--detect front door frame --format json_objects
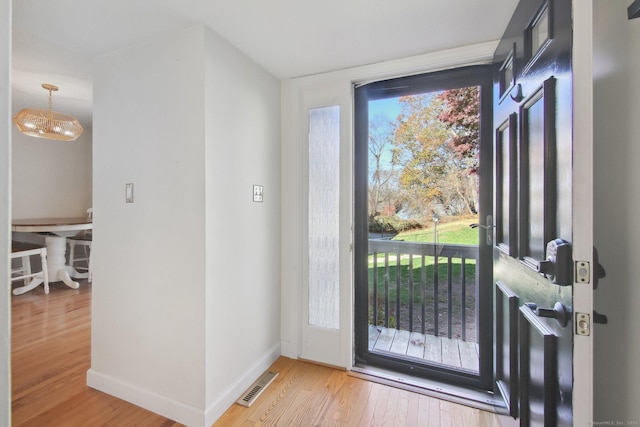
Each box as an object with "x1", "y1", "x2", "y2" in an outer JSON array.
[
  {"x1": 571, "y1": 0, "x2": 595, "y2": 423},
  {"x1": 280, "y1": 42, "x2": 499, "y2": 367},
  {"x1": 281, "y1": 4, "x2": 594, "y2": 413}
]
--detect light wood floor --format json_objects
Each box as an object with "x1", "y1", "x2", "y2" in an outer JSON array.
[
  {"x1": 12, "y1": 281, "x2": 511, "y2": 426},
  {"x1": 11, "y1": 280, "x2": 180, "y2": 426},
  {"x1": 214, "y1": 357, "x2": 511, "y2": 427}
]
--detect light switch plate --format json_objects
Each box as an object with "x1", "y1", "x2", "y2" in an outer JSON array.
[
  {"x1": 125, "y1": 183, "x2": 134, "y2": 203},
  {"x1": 253, "y1": 185, "x2": 263, "y2": 202}
]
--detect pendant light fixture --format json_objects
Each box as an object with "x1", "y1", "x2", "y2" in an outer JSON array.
[{"x1": 13, "y1": 83, "x2": 84, "y2": 141}]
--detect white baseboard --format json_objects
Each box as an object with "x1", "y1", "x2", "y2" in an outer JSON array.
[
  {"x1": 86, "y1": 343, "x2": 281, "y2": 427},
  {"x1": 204, "y1": 343, "x2": 281, "y2": 426},
  {"x1": 86, "y1": 368, "x2": 204, "y2": 426}
]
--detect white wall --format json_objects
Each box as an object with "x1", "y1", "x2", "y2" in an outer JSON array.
[
  {"x1": 203, "y1": 27, "x2": 281, "y2": 423},
  {"x1": 88, "y1": 24, "x2": 281, "y2": 426},
  {"x1": 11, "y1": 28, "x2": 93, "y2": 220},
  {"x1": 593, "y1": 1, "x2": 640, "y2": 424},
  {"x1": 0, "y1": 0, "x2": 11, "y2": 424},
  {"x1": 89, "y1": 26, "x2": 207, "y2": 423},
  {"x1": 11, "y1": 128, "x2": 92, "y2": 218}
]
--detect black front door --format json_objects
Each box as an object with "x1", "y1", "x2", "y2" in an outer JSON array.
[{"x1": 492, "y1": 0, "x2": 575, "y2": 425}]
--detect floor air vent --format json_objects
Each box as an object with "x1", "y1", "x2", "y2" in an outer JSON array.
[{"x1": 235, "y1": 370, "x2": 279, "y2": 407}]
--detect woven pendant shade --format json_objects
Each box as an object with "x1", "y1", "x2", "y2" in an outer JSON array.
[{"x1": 13, "y1": 84, "x2": 83, "y2": 141}]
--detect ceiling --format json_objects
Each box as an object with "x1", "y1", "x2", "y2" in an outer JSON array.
[{"x1": 11, "y1": 0, "x2": 519, "y2": 127}]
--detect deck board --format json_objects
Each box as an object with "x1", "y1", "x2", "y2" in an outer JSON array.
[
  {"x1": 441, "y1": 337, "x2": 461, "y2": 368},
  {"x1": 373, "y1": 327, "x2": 395, "y2": 352},
  {"x1": 459, "y1": 340, "x2": 480, "y2": 371},
  {"x1": 369, "y1": 326, "x2": 479, "y2": 372},
  {"x1": 369, "y1": 325, "x2": 381, "y2": 350},
  {"x1": 423, "y1": 333, "x2": 442, "y2": 364},
  {"x1": 407, "y1": 332, "x2": 425, "y2": 359},
  {"x1": 389, "y1": 329, "x2": 411, "y2": 354}
]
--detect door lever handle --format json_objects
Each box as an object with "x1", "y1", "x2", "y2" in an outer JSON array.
[
  {"x1": 469, "y1": 215, "x2": 494, "y2": 246},
  {"x1": 524, "y1": 302, "x2": 570, "y2": 327}
]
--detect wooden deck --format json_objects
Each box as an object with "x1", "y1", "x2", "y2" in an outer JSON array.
[{"x1": 369, "y1": 325, "x2": 480, "y2": 372}]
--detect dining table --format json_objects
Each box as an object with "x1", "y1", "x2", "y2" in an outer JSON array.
[{"x1": 12, "y1": 217, "x2": 92, "y2": 294}]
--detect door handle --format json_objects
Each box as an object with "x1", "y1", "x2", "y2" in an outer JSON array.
[
  {"x1": 469, "y1": 215, "x2": 494, "y2": 246},
  {"x1": 524, "y1": 302, "x2": 570, "y2": 327},
  {"x1": 534, "y1": 238, "x2": 572, "y2": 286}
]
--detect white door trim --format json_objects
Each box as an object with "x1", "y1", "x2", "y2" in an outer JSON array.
[
  {"x1": 571, "y1": 0, "x2": 594, "y2": 424},
  {"x1": 280, "y1": 42, "x2": 497, "y2": 368}
]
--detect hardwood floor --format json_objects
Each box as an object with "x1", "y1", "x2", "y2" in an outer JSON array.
[
  {"x1": 214, "y1": 357, "x2": 511, "y2": 427},
  {"x1": 11, "y1": 280, "x2": 180, "y2": 426},
  {"x1": 12, "y1": 281, "x2": 512, "y2": 426}
]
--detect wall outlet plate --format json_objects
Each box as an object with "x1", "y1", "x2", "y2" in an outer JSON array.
[{"x1": 253, "y1": 185, "x2": 263, "y2": 202}]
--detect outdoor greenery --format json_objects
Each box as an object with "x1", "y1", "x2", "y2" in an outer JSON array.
[
  {"x1": 366, "y1": 85, "x2": 481, "y2": 339},
  {"x1": 368, "y1": 87, "x2": 480, "y2": 230},
  {"x1": 393, "y1": 215, "x2": 479, "y2": 245},
  {"x1": 367, "y1": 217, "x2": 479, "y2": 339}
]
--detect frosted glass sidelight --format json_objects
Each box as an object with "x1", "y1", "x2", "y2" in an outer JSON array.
[{"x1": 308, "y1": 106, "x2": 340, "y2": 329}]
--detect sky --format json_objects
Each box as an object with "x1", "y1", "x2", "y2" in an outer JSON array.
[{"x1": 369, "y1": 97, "x2": 401, "y2": 123}]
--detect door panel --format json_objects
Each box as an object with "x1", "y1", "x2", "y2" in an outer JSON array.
[
  {"x1": 519, "y1": 77, "x2": 557, "y2": 268},
  {"x1": 495, "y1": 281, "x2": 520, "y2": 418},
  {"x1": 495, "y1": 114, "x2": 518, "y2": 257},
  {"x1": 493, "y1": 0, "x2": 576, "y2": 425},
  {"x1": 519, "y1": 305, "x2": 559, "y2": 427}
]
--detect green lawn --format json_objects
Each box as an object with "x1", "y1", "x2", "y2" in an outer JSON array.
[{"x1": 393, "y1": 216, "x2": 479, "y2": 245}]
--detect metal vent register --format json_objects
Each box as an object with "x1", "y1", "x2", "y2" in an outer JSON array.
[{"x1": 235, "y1": 370, "x2": 279, "y2": 407}]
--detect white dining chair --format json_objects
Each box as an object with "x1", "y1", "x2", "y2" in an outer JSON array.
[
  {"x1": 68, "y1": 236, "x2": 92, "y2": 282},
  {"x1": 11, "y1": 240, "x2": 49, "y2": 294},
  {"x1": 68, "y1": 208, "x2": 92, "y2": 283}
]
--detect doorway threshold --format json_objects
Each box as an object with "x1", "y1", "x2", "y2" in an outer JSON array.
[{"x1": 349, "y1": 365, "x2": 509, "y2": 416}]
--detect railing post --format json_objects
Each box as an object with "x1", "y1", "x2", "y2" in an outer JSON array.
[
  {"x1": 421, "y1": 255, "x2": 426, "y2": 335},
  {"x1": 384, "y1": 252, "x2": 389, "y2": 328},
  {"x1": 395, "y1": 252, "x2": 401, "y2": 330},
  {"x1": 409, "y1": 254, "x2": 414, "y2": 332},
  {"x1": 447, "y1": 257, "x2": 453, "y2": 339},
  {"x1": 461, "y1": 257, "x2": 466, "y2": 341},
  {"x1": 433, "y1": 252, "x2": 439, "y2": 336},
  {"x1": 373, "y1": 250, "x2": 378, "y2": 327}
]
